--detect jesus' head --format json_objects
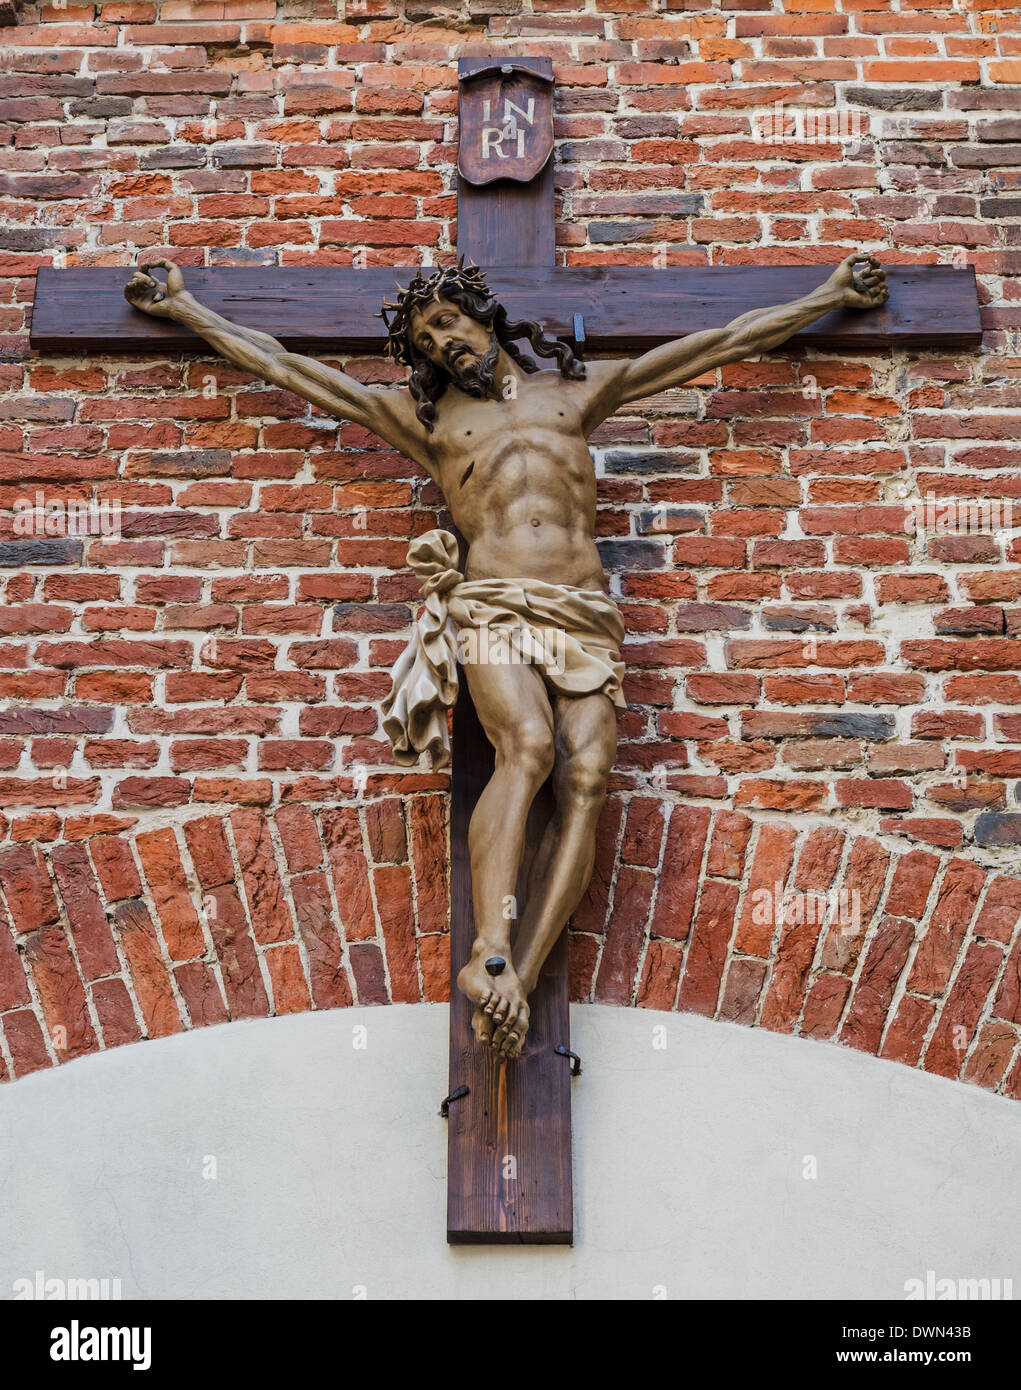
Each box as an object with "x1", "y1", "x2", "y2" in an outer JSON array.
[{"x1": 380, "y1": 261, "x2": 585, "y2": 430}]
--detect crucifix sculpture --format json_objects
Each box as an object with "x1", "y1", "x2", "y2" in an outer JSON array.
[
  {"x1": 123, "y1": 249, "x2": 890, "y2": 1058},
  {"x1": 31, "y1": 55, "x2": 980, "y2": 1244}
]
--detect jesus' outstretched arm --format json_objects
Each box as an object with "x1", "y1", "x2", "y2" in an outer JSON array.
[
  {"x1": 124, "y1": 259, "x2": 433, "y2": 471},
  {"x1": 580, "y1": 251, "x2": 889, "y2": 431}
]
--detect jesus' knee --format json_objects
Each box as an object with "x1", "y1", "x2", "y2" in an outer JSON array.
[
  {"x1": 556, "y1": 747, "x2": 612, "y2": 810},
  {"x1": 494, "y1": 720, "x2": 555, "y2": 788}
]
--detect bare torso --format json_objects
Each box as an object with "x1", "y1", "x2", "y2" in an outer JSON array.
[{"x1": 426, "y1": 368, "x2": 606, "y2": 591}]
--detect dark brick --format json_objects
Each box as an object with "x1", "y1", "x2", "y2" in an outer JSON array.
[
  {"x1": 68, "y1": 98, "x2": 134, "y2": 119},
  {"x1": 0, "y1": 540, "x2": 83, "y2": 568},
  {"x1": 0, "y1": 174, "x2": 100, "y2": 199},
  {"x1": 981, "y1": 199, "x2": 1021, "y2": 219},
  {"x1": 615, "y1": 117, "x2": 680, "y2": 138},
  {"x1": 591, "y1": 223, "x2": 647, "y2": 244},
  {"x1": 213, "y1": 144, "x2": 279, "y2": 168},
  {"x1": 673, "y1": 602, "x2": 750, "y2": 631},
  {"x1": 636, "y1": 507, "x2": 703, "y2": 535},
  {"x1": 0, "y1": 707, "x2": 113, "y2": 736},
  {"x1": 809, "y1": 713, "x2": 896, "y2": 740},
  {"x1": 332, "y1": 603, "x2": 409, "y2": 631},
  {"x1": 603, "y1": 450, "x2": 699, "y2": 474},
  {"x1": 209, "y1": 247, "x2": 277, "y2": 266},
  {"x1": 949, "y1": 90, "x2": 1021, "y2": 112},
  {"x1": 954, "y1": 145, "x2": 1021, "y2": 168},
  {"x1": 348, "y1": 940, "x2": 389, "y2": 1005},
  {"x1": 979, "y1": 120, "x2": 1021, "y2": 142},
  {"x1": 974, "y1": 813, "x2": 1021, "y2": 848},
  {"x1": 844, "y1": 87, "x2": 943, "y2": 112},
  {"x1": 140, "y1": 148, "x2": 208, "y2": 170},
  {"x1": 0, "y1": 229, "x2": 86, "y2": 251},
  {"x1": 142, "y1": 450, "x2": 232, "y2": 478},
  {"x1": 764, "y1": 610, "x2": 833, "y2": 633},
  {"x1": 50, "y1": 843, "x2": 119, "y2": 982},
  {"x1": 596, "y1": 539, "x2": 667, "y2": 570}
]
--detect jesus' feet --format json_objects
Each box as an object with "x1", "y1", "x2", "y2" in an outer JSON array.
[
  {"x1": 492, "y1": 1000, "x2": 530, "y2": 1059},
  {"x1": 458, "y1": 945, "x2": 531, "y2": 1058},
  {"x1": 470, "y1": 1000, "x2": 530, "y2": 1058}
]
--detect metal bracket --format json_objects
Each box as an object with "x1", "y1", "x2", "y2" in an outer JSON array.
[
  {"x1": 572, "y1": 312, "x2": 586, "y2": 355},
  {"x1": 439, "y1": 1084, "x2": 469, "y2": 1118},
  {"x1": 554, "y1": 1044, "x2": 582, "y2": 1077}
]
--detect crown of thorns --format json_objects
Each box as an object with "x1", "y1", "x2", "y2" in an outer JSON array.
[{"x1": 379, "y1": 259, "x2": 495, "y2": 367}]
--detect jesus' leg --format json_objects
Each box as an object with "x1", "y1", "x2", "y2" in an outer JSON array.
[
  {"x1": 456, "y1": 657, "x2": 556, "y2": 1052},
  {"x1": 491, "y1": 689, "x2": 617, "y2": 1058}
]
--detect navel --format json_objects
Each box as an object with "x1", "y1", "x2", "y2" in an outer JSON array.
[{"x1": 459, "y1": 461, "x2": 475, "y2": 488}]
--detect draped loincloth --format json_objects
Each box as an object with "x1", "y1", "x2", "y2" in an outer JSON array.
[{"x1": 382, "y1": 528, "x2": 626, "y2": 770}]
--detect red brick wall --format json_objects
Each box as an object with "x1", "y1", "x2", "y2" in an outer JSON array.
[{"x1": 2, "y1": 0, "x2": 1021, "y2": 1098}]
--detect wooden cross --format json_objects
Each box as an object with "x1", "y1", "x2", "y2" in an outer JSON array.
[{"x1": 30, "y1": 55, "x2": 981, "y2": 1246}]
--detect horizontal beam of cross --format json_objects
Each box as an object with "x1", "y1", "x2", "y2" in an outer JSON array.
[{"x1": 29, "y1": 264, "x2": 981, "y2": 356}]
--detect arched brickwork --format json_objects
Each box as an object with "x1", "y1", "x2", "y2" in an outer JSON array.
[{"x1": 1, "y1": 794, "x2": 1019, "y2": 1099}]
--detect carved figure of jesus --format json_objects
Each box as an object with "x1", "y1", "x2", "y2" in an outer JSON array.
[{"x1": 126, "y1": 253, "x2": 887, "y2": 1061}]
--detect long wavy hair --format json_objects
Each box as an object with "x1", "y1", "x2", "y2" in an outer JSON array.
[{"x1": 380, "y1": 262, "x2": 586, "y2": 431}]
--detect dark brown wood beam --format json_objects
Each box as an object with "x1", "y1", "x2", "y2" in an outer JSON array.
[
  {"x1": 446, "y1": 691, "x2": 572, "y2": 1244},
  {"x1": 29, "y1": 264, "x2": 982, "y2": 356},
  {"x1": 445, "y1": 52, "x2": 574, "y2": 1245}
]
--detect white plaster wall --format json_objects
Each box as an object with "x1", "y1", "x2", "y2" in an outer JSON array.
[{"x1": 0, "y1": 1004, "x2": 1017, "y2": 1300}]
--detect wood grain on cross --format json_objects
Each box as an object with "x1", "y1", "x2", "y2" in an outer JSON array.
[{"x1": 28, "y1": 54, "x2": 982, "y2": 1245}]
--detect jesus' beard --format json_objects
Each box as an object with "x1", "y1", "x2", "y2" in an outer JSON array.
[{"x1": 445, "y1": 337, "x2": 501, "y2": 398}]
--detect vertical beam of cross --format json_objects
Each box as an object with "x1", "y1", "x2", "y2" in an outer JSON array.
[{"x1": 445, "y1": 56, "x2": 574, "y2": 1244}]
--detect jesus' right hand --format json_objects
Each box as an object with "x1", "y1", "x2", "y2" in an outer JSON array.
[{"x1": 124, "y1": 258, "x2": 188, "y2": 318}]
